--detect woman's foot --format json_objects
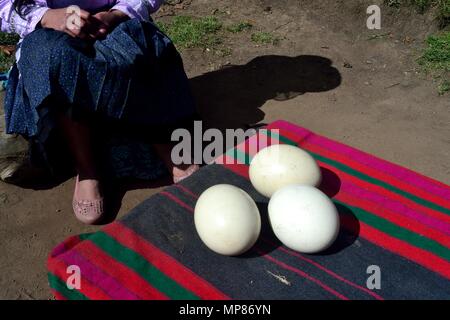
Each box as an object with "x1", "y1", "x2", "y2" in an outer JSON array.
[
  {"x1": 73, "y1": 175, "x2": 105, "y2": 225},
  {"x1": 173, "y1": 164, "x2": 200, "y2": 184},
  {"x1": 152, "y1": 143, "x2": 201, "y2": 184}
]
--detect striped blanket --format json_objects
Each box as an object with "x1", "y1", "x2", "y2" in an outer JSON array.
[{"x1": 47, "y1": 120, "x2": 450, "y2": 300}]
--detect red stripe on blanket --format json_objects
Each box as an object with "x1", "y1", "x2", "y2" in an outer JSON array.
[
  {"x1": 103, "y1": 223, "x2": 230, "y2": 300},
  {"x1": 234, "y1": 129, "x2": 450, "y2": 222},
  {"x1": 336, "y1": 188, "x2": 450, "y2": 247},
  {"x1": 270, "y1": 120, "x2": 450, "y2": 200},
  {"x1": 75, "y1": 242, "x2": 168, "y2": 300},
  {"x1": 272, "y1": 243, "x2": 384, "y2": 300},
  {"x1": 253, "y1": 248, "x2": 349, "y2": 300},
  {"x1": 160, "y1": 191, "x2": 195, "y2": 213},
  {"x1": 271, "y1": 126, "x2": 450, "y2": 209},
  {"x1": 48, "y1": 257, "x2": 111, "y2": 300},
  {"x1": 53, "y1": 291, "x2": 67, "y2": 300},
  {"x1": 300, "y1": 141, "x2": 450, "y2": 222},
  {"x1": 358, "y1": 223, "x2": 450, "y2": 279},
  {"x1": 60, "y1": 249, "x2": 140, "y2": 299},
  {"x1": 234, "y1": 136, "x2": 450, "y2": 232}
]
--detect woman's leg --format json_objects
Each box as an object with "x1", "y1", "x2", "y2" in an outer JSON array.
[
  {"x1": 147, "y1": 118, "x2": 200, "y2": 182},
  {"x1": 112, "y1": 118, "x2": 200, "y2": 183},
  {"x1": 57, "y1": 113, "x2": 102, "y2": 201}
]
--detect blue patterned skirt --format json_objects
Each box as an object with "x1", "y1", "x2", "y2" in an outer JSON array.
[{"x1": 3, "y1": 19, "x2": 195, "y2": 178}]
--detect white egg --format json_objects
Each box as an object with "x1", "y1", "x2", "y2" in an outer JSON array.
[
  {"x1": 249, "y1": 144, "x2": 322, "y2": 198},
  {"x1": 194, "y1": 184, "x2": 261, "y2": 256},
  {"x1": 268, "y1": 185, "x2": 339, "y2": 254}
]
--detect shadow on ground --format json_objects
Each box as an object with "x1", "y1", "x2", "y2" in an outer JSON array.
[{"x1": 191, "y1": 55, "x2": 341, "y2": 130}]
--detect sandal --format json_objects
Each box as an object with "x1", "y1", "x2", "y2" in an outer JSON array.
[{"x1": 72, "y1": 175, "x2": 105, "y2": 225}]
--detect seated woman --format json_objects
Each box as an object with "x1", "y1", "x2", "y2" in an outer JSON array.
[{"x1": 1, "y1": 0, "x2": 200, "y2": 224}]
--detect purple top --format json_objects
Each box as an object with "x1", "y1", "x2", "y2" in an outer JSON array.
[{"x1": 0, "y1": 0, "x2": 164, "y2": 38}]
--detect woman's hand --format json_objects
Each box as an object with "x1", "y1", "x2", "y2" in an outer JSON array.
[
  {"x1": 40, "y1": 8, "x2": 108, "y2": 40},
  {"x1": 93, "y1": 10, "x2": 130, "y2": 33}
]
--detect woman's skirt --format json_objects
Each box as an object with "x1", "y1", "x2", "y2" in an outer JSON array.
[{"x1": 3, "y1": 19, "x2": 196, "y2": 179}]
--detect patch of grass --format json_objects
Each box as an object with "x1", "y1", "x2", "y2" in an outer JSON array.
[
  {"x1": 412, "y1": 0, "x2": 433, "y2": 12},
  {"x1": 157, "y1": 16, "x2": 222, "y2": 49},
  {"x1": 215, "y1": 47, "x2": 232, "y2": 57},
  {"x1": 0, "y1": 32, "x2": 18, "y2": 73},
  {"x1": 419, "y1": 32, "x2": 450, "y2": 71},
  {"x1": 251, "y1": 31, "x2": 279, "y2": 45},
  {"x1": 0, "y1": 32, "x2": 19, "y2": 46},
  {"x1": 386, "y1": 1, "x2": 449, "y2": 93},
  {"x1": 438, "y1": 80, "x2": 450, "y2": 94},
  {"x1": 226, "y1": 22, "x2": 253, "y2": 33},
  {"x1": 418, "y1": 31, "x2": 450, "y2": 94},
  {"x1": 385, "y1": 0, "x2": 449, "y2": 27},
  {"x1": 385, "y1": 0, "x2": 402, "y2": 8},
  {"x1": 0, "y1": 52, "x2": 14, "y2": 73},
  {"x1": 437, "y1": 0, "x2": 450, "y2": 27},
  {"x1": 367, "y1": 32, "x2": 392, "y2": 40}
]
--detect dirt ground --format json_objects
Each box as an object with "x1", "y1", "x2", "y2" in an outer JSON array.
[{"x1": 0, "y1": 0, "x2": 449, "y2": 299}]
